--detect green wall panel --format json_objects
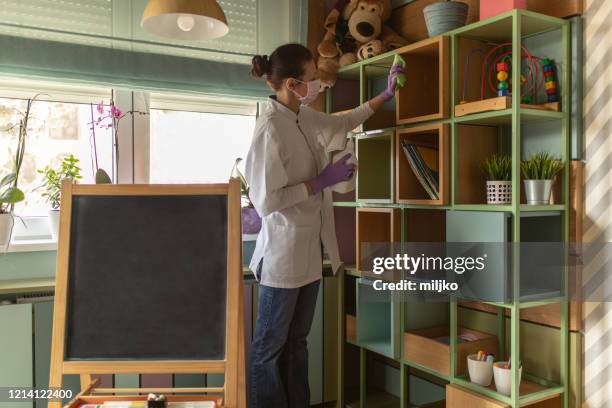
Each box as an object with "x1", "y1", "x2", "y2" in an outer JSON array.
[
  {"x1": 0, "y1": 251, "x2": 56, "y2": 281},
  {"x1": 0, "y1": 303, "x2": 33, "y2": 408}
]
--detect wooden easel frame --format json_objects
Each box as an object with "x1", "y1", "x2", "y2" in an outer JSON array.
[{"x1": 49, "y1": 179, "x2": 244, "y2": 408}]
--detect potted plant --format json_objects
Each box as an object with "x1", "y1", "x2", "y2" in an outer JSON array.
[
  {"x1": 0, "y1": 175, "x2": 24, "y2": 248},
  {"x1": 37, "y1": 154, "x2": 83, "y2": 240},
  {"x1": 423, "y1": 0, "x2": 469, "y2": 37},
  {"x1": 481, "y1": 154, "x2": 512, "y2": 205},
  {"x1": 0, "y1": 97, "x2": 36, "y2": 248},
  {"x1": 521, "y1": 152, "x2": 564, "y2": 205}
]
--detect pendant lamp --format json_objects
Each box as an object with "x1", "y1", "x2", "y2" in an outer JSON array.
[{"x1": 141, "y1": 0, "x2": 229, "y2": 40}]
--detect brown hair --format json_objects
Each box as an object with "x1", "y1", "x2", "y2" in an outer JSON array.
[{"x1": 250, "y1": 43, "x2": 314, "y2": 90}]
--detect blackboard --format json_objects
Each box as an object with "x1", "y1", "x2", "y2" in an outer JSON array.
[{"x1": 64, "y1": 194, "x2": 228, "y2": 360}]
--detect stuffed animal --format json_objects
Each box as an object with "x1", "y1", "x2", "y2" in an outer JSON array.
[{"x1": 317, "y1": 0, "x2": 409, "y2": 89}]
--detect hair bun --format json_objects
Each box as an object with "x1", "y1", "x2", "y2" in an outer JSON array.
[{"x1": 250, "y1": 54, "x2": 270, "y2": 78}]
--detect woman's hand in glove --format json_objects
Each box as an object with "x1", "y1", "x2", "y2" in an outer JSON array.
[
  {"x1": 379, "y1": 64, "x2": 405, "y2": 102},
  {"x1": 308, "y1": 154, "x2": 356, "y2": 194}
]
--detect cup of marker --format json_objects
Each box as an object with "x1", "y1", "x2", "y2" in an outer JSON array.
[
  {"x1": 493, "y1": 358, "x2": 522, "y2": 396},
  {"x1": 467, "y1": 350, "x2": 495, "y2": 386}
]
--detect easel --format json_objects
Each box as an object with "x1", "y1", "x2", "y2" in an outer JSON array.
[{"x1": 48, "y1": 180, "x2": 245, "y2": 408}]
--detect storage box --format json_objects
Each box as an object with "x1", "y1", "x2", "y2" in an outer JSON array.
[
  {"x1": 403, "y1": 325, "x2": 498, "y2": 376},
  {"x1": 480, "y1": 0, "x2": 526, "y2": 21}
]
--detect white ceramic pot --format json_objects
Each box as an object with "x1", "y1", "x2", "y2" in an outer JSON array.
[
  {"x1": 48, "y1": 209, "x2": 60, "y2": 241},
  {"x1": 467, "y1": 354, "x2": 494, "y2": 386},
  {"x1": 493, "y1": 361, "x2": 522, "y2": 396},
  {"x1": 0, "y1": 213, "x2": 15, "y2": 247},
  {"x1": 486, "y1": 180, "x2": 512, "y2": 205},
  {"x1": 524, "y1": 179, "x2": 553, "y2": 205}
]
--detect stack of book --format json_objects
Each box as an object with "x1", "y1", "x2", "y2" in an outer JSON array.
[{"x1": 400, "y1": 139, "x2": 439, "y2": 200}]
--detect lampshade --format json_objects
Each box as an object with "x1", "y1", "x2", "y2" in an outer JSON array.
[{"x1": 141, "y1": 0, "x2": 229, "y2": 41}]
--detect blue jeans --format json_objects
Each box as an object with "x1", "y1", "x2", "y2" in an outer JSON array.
[{"x1": 248, "y1": 279, "x2": 320, "y2": 408}]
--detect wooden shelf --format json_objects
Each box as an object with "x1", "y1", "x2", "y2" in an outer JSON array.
[
  {"x1": 356, "y1": 132, "x2": 395, "y2": 203},
  {"x1": 454, "y1": 124, "x2": 502, "y2": 206},
  {"x1": 396, "y1": 36, "x2": 449, "y2": 125},
  {"x1": 396, "y1": 124, "x2": 449, "y2": 205}
]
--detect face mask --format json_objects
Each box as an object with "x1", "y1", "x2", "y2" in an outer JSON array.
[{"x1": 292, "y1": 78, "x2": 321, "y2": 105}]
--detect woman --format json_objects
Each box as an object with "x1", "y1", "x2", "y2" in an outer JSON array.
[{"x1": 245, "y1": 43, "x2": 403, "y2": 407}]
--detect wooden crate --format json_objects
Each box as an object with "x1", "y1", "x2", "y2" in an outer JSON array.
[
  {"x1": 396, "y1": 36, "x2": 449, "y2": 125},
  {"x1": 346, "y1": 314, "x2": 357, "y2": 343},
  {"x1": 403, "y1": 325, "x2": 498, "y2": 376},
  {"x1": 396, "y1": 124, "x2": 449, "y2": 205},
  {"x1": 446, "y1": 383, "x2": 562, "y2": 407},
  {"x1": 526, "y1": 0, "x2": 582, "y2": 18}
]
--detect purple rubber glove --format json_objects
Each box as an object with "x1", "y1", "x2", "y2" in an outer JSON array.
[
  {"x1": 379, "y1": 64, "x2": 405, "y2": 102},
  {"x1": 310, "y1": 154, "x2": 356, "y2": 194}
]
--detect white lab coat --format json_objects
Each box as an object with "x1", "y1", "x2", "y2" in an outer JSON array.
[{"x1": 245, "y1": 97, "x2": 373, "y2": 288}]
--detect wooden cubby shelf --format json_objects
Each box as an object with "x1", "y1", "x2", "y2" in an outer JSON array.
[
  {"x1": 396, "y1": 124, "x2": 449, "y2": 205},
  {"x1": 453, "y1": 9, "x2": 565, "y2": 119},
  {"x1": 396, "y1": 36, "x2": 449, "y2": 125},
  {"x1": 454, "y1": 124, "x2": 502, "y2": 206},
  {"x1": 356, "y1": 133, "x2": 395, "y2": 203},
  {"x1": 356, "y1": 207, "x2": 400, "y2": 273},
  {"x1": 356, "y1": 278, "x2": 400, "y2": 359}
]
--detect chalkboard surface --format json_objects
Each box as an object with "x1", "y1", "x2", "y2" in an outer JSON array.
[{"x1": 65, "y1": 194, "x2": 228, "y2": 360}]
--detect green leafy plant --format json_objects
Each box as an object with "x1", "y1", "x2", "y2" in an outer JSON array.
[
  {"x1": 231, "y1": 158, "x2": 252, "y2": 207},
  {"x1": 481, "y1": 154, "x2": 512, "y2": 181},
  {"x1": 0, "y1": 96, "x2": 41, "y2": 214},
  {"x1": 521, "y1": 152, "x2": 564, "y2": 180},
  {"x1": 37, "y1": 154, "x2": 83, "y2": 210}
]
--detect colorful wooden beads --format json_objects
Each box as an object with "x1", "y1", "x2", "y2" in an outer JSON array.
[
  {"x1": 541, "y1": 58, "x2": 558, "y2": 103},
  {"x1": 496, "y1": 61, "x2": 510, "y2": 96}
]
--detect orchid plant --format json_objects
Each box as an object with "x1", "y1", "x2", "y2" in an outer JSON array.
[
  {"x1": 89, "y1": 99, "x2": 147, "y2": 184},
  {"x1": 0, "y1": 96, "x2": 42, "y2": 214}
]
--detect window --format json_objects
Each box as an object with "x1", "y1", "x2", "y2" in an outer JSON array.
[
  {"x1": 149, "y1": 103, "x2": 257, "y2": 184},
  {"x1": 0, "y1": 97, "x2": 113, "y2": 216}
]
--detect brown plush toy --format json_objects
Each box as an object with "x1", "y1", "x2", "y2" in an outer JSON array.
[{"x1": 317, "y1": 0, "x2": 408, "y2": 90}]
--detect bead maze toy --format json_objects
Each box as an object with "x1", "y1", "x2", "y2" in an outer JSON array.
[{"x1": 456, "y1": 43, "x2": 560, "y2": 117}]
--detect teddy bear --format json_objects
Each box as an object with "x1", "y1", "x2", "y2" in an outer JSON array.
[{"x1": 317, "y1": 0, "x2": 408, "y2": 89}]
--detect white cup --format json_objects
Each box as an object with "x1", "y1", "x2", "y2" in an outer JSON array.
[
  {"x1": 467, "y1": 354, "x2": 494, "y2": 386},
  {"x1": 493, "y1": 361, "x2": 522, "y2": 396}
]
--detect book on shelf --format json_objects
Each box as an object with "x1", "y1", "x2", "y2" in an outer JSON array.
[{"x1": 400, "y1": 139, "x2": 439, "y2": 200}]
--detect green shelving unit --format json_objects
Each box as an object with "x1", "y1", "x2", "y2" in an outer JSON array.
[{"x1": 330, "y1": 8, "x2": 570, "y2": 408}]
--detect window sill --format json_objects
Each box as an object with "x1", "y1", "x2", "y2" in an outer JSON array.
[{"x1": 6, "y1": 239, "x2": 57, "y2": 253}]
